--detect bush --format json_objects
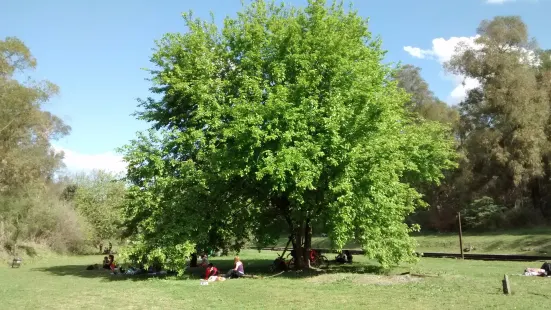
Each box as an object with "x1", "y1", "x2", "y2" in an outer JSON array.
[
  {"x1": 0, "y1": 183, "x2": 91, "y2": 256},
  {"x1": 461, "y1": 197, "x2": 507, "y2": 230},
  {"x1": 503, "y1": 205, "x2": 546, "y2": 228}
]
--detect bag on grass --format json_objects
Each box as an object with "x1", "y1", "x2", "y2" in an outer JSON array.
[{"x1": 540, "y1": 262, "x2": 551, "y2": 275}]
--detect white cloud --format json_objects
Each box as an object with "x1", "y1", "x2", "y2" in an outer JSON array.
[
  {"x1": 403, "y1": 46, "x2": 426, "y2": 59},
  {"x1": 404, "y1": 35, "x2": 540, "y2": 103},
  {"x1": 53, "y1": 146, "x2": 126, "y2": 174},
  {"x1": 403, "y1": 35, "x2": 482, "y2": 103},
  {"x1": 403, "y1": 35, "x2": 482, "y2": 63}
]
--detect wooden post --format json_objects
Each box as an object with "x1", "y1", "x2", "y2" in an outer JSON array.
[
  {"x1": 502, "y1": 275, "x2": 511, "y2": 295},
  {"x1": 458, "y1": 212, "x2": 464, "y2": 259}
]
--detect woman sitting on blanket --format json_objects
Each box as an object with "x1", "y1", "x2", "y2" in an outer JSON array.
[{"x1": 225, "y1": 256, "x2": 245, "y2": 279}]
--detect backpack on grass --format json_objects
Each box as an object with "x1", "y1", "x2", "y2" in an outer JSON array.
[{"x1": 540, "y1": 262, "x2": 551, "y2": 275}]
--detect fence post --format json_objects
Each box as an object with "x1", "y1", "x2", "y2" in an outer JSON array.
[
  {"x1": 502, "y1": 275, "x2": 511, "y2": 295},
  {"x1": 458, "y1": 212, "x2": 464, "y2": 259}
]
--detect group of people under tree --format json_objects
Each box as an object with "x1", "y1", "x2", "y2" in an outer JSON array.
[
  {"x1": 203, "y1": 256, "x2": 245, "y2": 281},
  {"x1": 97, "y1": 254, "x2": 166, "y2": 275}
]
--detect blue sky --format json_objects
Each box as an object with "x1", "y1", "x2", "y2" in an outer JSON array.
[{"x1": 2, "y1": 0, "x2": 549, "y2": 173}]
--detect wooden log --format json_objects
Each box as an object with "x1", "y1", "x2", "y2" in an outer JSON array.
[{"x1": 502, "y1": 275, "x2": 511, "y2": 295}]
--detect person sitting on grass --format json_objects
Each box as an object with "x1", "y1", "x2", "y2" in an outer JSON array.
[
  {"x1": 225, "y1": 256, "x2": 245, "y2": 279},
  {"x1": 108, "y1": 254, "x2": 119, "y2": 274},
  {"x1": 205, "y1": 263, "x2": 219, "y2": 281},
  {"x1": 335, "y1": 252, "x2": 347, "y2": 264},
  {"x1": 102, "y1": 256, "x2": 110, "y2": 269},
  {"x1": 199, "y1": 253, "x2": 209, "y2": 267},
  {"x1": 345, "y1": 250, "x2": 353, "y2": 263}
]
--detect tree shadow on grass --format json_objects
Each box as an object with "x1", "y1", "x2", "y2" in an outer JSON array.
[
  {"x1": 33, "y1": 258, "x2": 390, "y2": 282},
  {"x1": 32, "y1": 265, "x2": 172, "y2": 282}
]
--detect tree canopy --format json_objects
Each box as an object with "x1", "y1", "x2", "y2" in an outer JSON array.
[
  {"x1": 62, "y1": 170, "x2": 126, "y2": 250},
  {"x1": 0, "y1": 37, "x2": 84, "y2": 253},
  {"x1": 121, "y1": 0, "x2": 456, "y2": 271},
  {"x1": 447, "y1": 16, "x2": 550, "y2": 211}
]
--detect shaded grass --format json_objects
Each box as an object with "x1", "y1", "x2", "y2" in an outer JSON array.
[{"x1": 2, "y1": 249, "x2": 551, "y2": 309}]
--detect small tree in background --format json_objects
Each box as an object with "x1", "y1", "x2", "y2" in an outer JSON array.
[{"x1": 65, "y1": 170, "x2": 126, "y2": 252}]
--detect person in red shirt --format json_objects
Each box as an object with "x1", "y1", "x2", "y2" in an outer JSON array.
[{"x1": 205, "y1": 263, "x2": 218, "y2": 280}]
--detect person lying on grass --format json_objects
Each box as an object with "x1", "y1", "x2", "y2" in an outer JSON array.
[
  {"x1": 225, "y1": 256, "x2": 245, "y2": 279},
  {"x1": 525, "y1": 268, "x2": 547, "y2": 276},
  {"x1": 205, "y1": 263, "x2": 219, "y2": 281},
  {"x1": 525, "y1": 262, "x2": 551, "y2": 277}
]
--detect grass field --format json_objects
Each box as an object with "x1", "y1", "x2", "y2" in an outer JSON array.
[
  {"x1": 2, "y1": 248, "x2": 551, "y2": 310},
  {"x1": 264, "y1": 228, "x2": 551, "y2": 256}
]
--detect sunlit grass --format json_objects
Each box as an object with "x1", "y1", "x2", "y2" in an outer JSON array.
[{"x1": 2, "y1": 248, "x2": 550, "y2": 309}]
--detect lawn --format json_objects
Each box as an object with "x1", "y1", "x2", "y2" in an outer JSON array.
[
  {"x1": 264, "y1": 227, "x2": 551, "y2": 256},
  {"x1": 2, "y1": 249, "x2": 551, "y2": 309}
]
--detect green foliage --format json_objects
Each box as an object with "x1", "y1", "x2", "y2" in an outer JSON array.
[
  {"x1": 0, "y1": 37, "x2": 86, "y2": 255},
  {"x1": 68, "y1": 170, "x2": 126, "y2": 248},
  {"x1": 0, "y1": 182, "x2": 90, "y2": 255},
  {"x1": 447, "y1": 16, "x2": 549, "y2": 192},
  {"x1": 122, "y1": 0, "x2": 456, "y2": 270},
  {"x1": 461, "y1": 197, "x2": 506, "y2": 230},
  {"x1": 411, "y1": 16, "x2": 551, "y2": 232},
  {"x1": 394, "y1": 64, "x2": 459, "y2": 125},
  {"x1": 119, "y1": 236, "x2": 195, "y2": 275}
]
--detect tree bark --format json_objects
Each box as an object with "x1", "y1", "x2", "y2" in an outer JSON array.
[
  {"x1": 304, "y1": 218, "x2": 312, "y2": 268},
  {"x1": 293, "y1": 224, "x2": 305, "y2": 269}
]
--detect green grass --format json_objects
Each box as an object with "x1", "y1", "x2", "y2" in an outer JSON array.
[
  {"x1": 415, "y1": 228, "x2": 551, "y2": 255},
  {"x1": 2, "y1": 249, "x2": 551, "y2": 309},
  {"x1": 265, "y1": 227, "x2": 551, "y2": 255}
]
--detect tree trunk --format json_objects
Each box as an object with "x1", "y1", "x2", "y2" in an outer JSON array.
[
  {"x1": 304, "y1": 218, "x2": 312, "y2": 268},
  {"x1": 293, "y1": 224, "x2": 305, "y2": 269},
  {"x1": 530, "y1": 178, "x2": 547, "y2": 217},
  {"x1": 291, "y1": 220, "x2": 314, "y2": 270}
]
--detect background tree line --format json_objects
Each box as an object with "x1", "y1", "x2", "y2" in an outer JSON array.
[
  {"x1": 0, "y1": 37, "x2": 125, "y2": 258},
  {"x1": 397, "y1": 16, "x2": 551, "y2": 232}
]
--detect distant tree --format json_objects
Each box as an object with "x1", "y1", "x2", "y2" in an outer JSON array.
[
  {"x1": 394, "y1": 64, "x2": 459, "y2": 125},
  {"x1": 121, "y1": 0, "x2": 456, "y2": 271},
  {"x1": 0, "y1": 37, "x2": 72, "y2": 251},
  {"x1": 0, "y1": 37, "x2": 69, "y2": 192},
  {"x1": 446, "y1": 16, "x2": 550, "y2": 212},
  {"x1": 69, "y1": 170, "x2": 126, "y2": 251}
]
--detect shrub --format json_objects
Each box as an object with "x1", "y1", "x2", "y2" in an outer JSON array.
[
  {"x1": 461, "y1": 197, "x2": 507, "y2": 230},
  {"x1": 0, "y1": 183, "x2": 90, "y2": 256}
]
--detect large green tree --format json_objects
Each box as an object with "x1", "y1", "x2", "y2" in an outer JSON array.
[{"x1": 122, "y1": 0, "x2": 456, "y2": 270}]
